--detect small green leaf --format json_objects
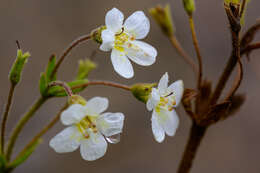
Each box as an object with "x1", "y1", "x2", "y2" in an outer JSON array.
[
  {"x1": 39, "y1": 73, "x2": 47, "y2": 97},
  {"x1": 48, "y1": 79, "x2": 88, "y2": 97},
  {"x1": 8, "y1": 139, "x2": 41, "y2": 170},
  {"x1": 45, "y1": 55, "x2": 57, "y2": 83}
]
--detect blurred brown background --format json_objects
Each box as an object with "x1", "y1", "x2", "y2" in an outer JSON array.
[{"x1": 0, "y1": 0, "x2": 260, "y2": 172}]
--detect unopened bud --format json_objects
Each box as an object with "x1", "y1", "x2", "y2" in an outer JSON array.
[
  {"x1": 149, "y1": 4, "x2": 175, "y2": 37},
  {"x1": 9, "y1": 49, "x2": 30, "y2": 85},
  {"x1": 76, "y1": 59, "x2": 97, "y2": 80},
  {"x1": 183, "y1": 0, "x2": 195, "y2": 16}
]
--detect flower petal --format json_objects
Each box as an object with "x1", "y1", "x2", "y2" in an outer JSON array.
[
  {"x1": 158, "y1": 72, "x2": 169, "y2": 95},
  {"x1": 96, "y1": 112, "x2": 125, "y2": 137},
  {"x1": 105, "y1": 8, "x2": 124, "y2": 32},
  {"x1": 85, "y1": 97, "x2": 109, "y2": 115},
  {"x1": 100, "y1": 29, "x2": 115, "y2": 52},
  {"x1": 111, "y1": 49, "x2": 134, "y2": 78},
  {"x1": 126, "y1": 40, "x2": 157, "y2": 66},
  {"x1": 80, "y1": 132, "x2": 107, "y2": 161},
  {"x1": 49, "y1": 126, "x2": 81, "y2": 153},
  {"x1": 146, "y1": 88, "x2": 160, "y2": 111},
  {"x1": 156, "y1": 108, "x2": 179, "y2": 137},
  {"x1": 61, "y1": 104, "x2": 86, "y2": 125},
  {"x1": 168, "y1": 80, "x2": 184, "y2": 107},
  {"x1": 151, "y1": 110, "x2": 165, "y2": 143},
  {"x1": 124, "y1": 11, "x2": 150, "y2": 39}
]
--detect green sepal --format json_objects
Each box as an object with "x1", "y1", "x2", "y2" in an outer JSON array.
[
  {"x1": 91, "y1": 26, "x2": 107, "y2": 44},
  {"x1": 45, "y1": 55, "x2": 57, "y2": 83},
  {"x1": 48, "y1": 79, "x2": 88, "y2": 97},
  {"x1": 7, "y1": 139, "x2": 41, "y2": 171},
  {"x1": 39, "y1": 73, "x2": 48, "y2": 97},
  {"x1": 9, "y1": 49, "x2": 30, "y2": 85},
  {"x1": 76, "y1": 59, "x2": 97, "y2": 80},
  {"x1": 131, "y1": 83, "x2": 157, "y2": 103}
]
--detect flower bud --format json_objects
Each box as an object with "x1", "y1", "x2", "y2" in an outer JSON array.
[
  {"x1": 76, "y1": 59, "x2": 97, "y2": 80},
  {"x1": 9, "y1": 49, "x2": 30, "y2": 85},
  {"x1": 149, "y1": 4, "x2": 175, "y2": 37},
  {"x1": 68, "y1": 95, "x2": 87, "y2": 105},
  {"x1": 130, "y1": 83, "x2": 157, "y2": 103},
  {"x1": 91, "y1": 26, "x2": 106, "y2": 44},
  {"x1": 183, "y1": 0, "x2": 195, "y2": 16}
]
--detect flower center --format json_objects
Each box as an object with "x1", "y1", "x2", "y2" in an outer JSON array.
[
  {"x1": 156, "y1": 92, "x2": 176, "y2": 112},
  {"x1": 76, "y1": 116, "x2": 98, "y2": 139},
  {"x1": 114, "y1": 27, "x2": 135, "y2": 52}
]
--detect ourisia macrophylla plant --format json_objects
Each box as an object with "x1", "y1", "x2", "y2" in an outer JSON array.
[
  {"x1": 146, "y1": 73, "x2": 184, "y2": 143},
  {"x1": 50, "y1": 96, "x2": 125, "y2": 161},
  {"x1": 0, "y1": 1, "x2": 259, "y2": 173},
  {"x1": 100, "y1": 8, "x2": 157, "y2": 78}
]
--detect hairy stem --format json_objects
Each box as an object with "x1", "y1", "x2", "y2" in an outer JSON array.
[
  {"x1": 169, "y1": 36, "x2": 198, "y2": 74},
  {"x1": 72, "y1": 81, "x2": 131, "y2": 91},
  {"x1": 14, "y1": 104, "x2": 68, "y2": 161},
  {"x1": 177, "y1": 122, "x2": 208, "y2": 173},
  {"x1": 188, "y1": 16, "x2": 203, "y2": 89},
  {"x1": 5, "y1": 97, "x2": 47, "y2": 161},
  {"x1": 49, "y1": 81, "x2": 73, "y2": 97},
  {"x1": 1, "y1": 84, "x2": 16, "y2": 154},
  {"x1": 51, "y1": 34, "x2": 91, "y2": 79}
]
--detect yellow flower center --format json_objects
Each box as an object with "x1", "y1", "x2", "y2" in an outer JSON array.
[
  {"x1": 76, "y1": 116, "x2": 98, "y2": 139},
  {"x1": 155, "y1": 93, "x2": 176, "y2": 113},
  {"x1": 114, "y1": 28, "x2": 135, "y2": 52}
]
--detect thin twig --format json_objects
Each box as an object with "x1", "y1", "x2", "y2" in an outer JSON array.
[
  {"x1": 241, "y1": 42, "x2": 260, "y2": 55},
  {"x1": 13, "y1": 104, "x2": 68, "y2": 161},
  {"x1": 71, "y1": 81, "x2": 131, "y2": 91},
  {"x1": 188, "y1": 16, "x2": 203, "y2": 89},
  {"x1": 51, "y1": 34, "x2": 91, "y2": 79},
  {"x1": 0, "y1": 84, "x2": 15, "y2": 154},
  {"x1": 239, "y1": 0, "x2": 247, "y2": 18},
  {"x1": 169, "y1": 36, "x2": 198, "y2": 74}
]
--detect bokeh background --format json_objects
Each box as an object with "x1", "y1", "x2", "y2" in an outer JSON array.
[{"x1": 0, "y1": 0, "x2": 260, "y2": 172}]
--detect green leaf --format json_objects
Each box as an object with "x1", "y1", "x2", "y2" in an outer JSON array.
[
  {"x1": 48, "y1": 79, "x2": 88, "y2": 97},
  {"x1": 39, "y1": 73, "x2": 47, "y2": 97},
  {"x1": 7, "y1": 139, "x2": 41, "y2": 170},
  {"x1": 45, "y1": 55, "x2": 57, "y2": 83}
]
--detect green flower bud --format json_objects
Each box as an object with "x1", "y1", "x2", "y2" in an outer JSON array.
[
  {"x1": 149, "y1": 4, "x2": 175, "y2": 37},
  {"x1": 91, "y1": 26, "x2": 106, "y2": 44},
  {"x1": 68, "y1": 95, "x2": 87, "y2": 105},
  {"x1": 131, "y1": 83, "x2": 157, "y2": 103},
  {"x1": 76, "y1": 59, "x2": 97, "y2": 80},
  {"x1": 9, "y1": 49, "x2": 30, "y2": 85},
  {"x1": 183, "y1": 0, "x2": 195, "y2": 16}
]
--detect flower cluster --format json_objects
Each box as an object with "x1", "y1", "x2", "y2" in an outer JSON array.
[{"x1": 49, "y1": 8, "x2": 184, "y2": 161}]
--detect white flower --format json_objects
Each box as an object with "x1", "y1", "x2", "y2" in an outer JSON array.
[
  {"x1": 100, "y1": 8, "x2": 157, "y2": 79},
  {"x1": 146, "y1": 72, "x2": 184, "y2": 143},
  {"x1": 49, "y1": 97, "x2": 125, "y2": 161}
]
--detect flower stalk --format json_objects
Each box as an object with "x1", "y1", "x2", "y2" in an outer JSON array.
[
  {"x1": 5, "y1": 97, "x2": 47, "y2": 161},
  {"x1": 0, "y1": 84, "x2": 15, "y2": 154}
]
